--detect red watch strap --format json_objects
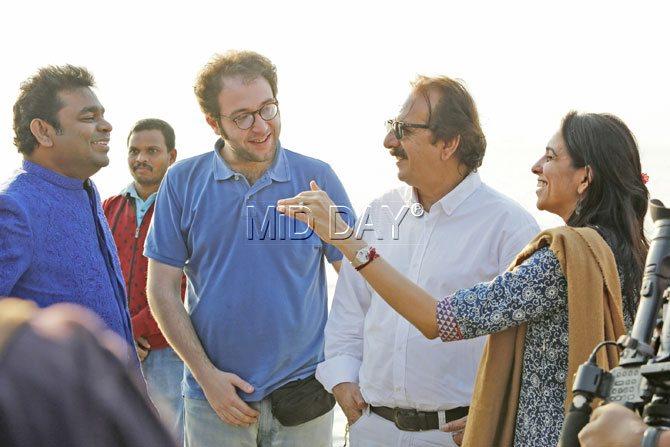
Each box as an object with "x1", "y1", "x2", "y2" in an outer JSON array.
[{"x1": 355, "y1": 247, "x2": 379, "y2": 271}]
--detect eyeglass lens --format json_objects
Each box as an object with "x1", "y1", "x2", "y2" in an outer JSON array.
[
  {"x1": 235, "y1": 103, "x2": 278, "y2": 130},
  {"x1": 385, "y1": 120, "x2": 403, "y2": 140},
  {"x1": 386, "y1": 120, "x2": 404, "y2": 140}
]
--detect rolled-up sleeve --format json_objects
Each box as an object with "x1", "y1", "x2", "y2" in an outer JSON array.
[{"x1": 316, "y1": 260, "x2": 371, "y2": 392}]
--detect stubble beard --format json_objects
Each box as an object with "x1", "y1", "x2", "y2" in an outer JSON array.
[{"x1": 229, "y1": 137, "x2": 277, "y2": 164}]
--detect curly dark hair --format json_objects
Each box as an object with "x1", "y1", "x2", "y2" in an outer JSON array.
[
  {"x1": 12, "y1": 65, "x2": 95, "y2": 155},
  {"x1": 194, "y1": 50, "x2": 277, "y2": 118},
  {"x1": 411, "y1": 76, "x2": 486, "y2": 174},
  {"x1": 562, "y1": 111, "x2": 649, "y2": 318}
]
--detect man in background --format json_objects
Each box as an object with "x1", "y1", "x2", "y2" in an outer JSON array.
[{"x1": 103, "y1": 118, "x2": 185, "y2": 442}]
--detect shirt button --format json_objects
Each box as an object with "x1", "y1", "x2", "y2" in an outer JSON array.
[{"x1": 234, "y1": 174, "x2": 240, "y2": 180}]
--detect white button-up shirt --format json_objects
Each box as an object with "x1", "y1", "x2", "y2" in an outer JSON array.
[{"x1": 316, "y1": 173, "x2": 539, "y2": 411}]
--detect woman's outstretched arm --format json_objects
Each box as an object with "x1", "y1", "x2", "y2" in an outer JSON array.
[{"x1": 278, "y1": 181, "x2": 442, "y2": 339}]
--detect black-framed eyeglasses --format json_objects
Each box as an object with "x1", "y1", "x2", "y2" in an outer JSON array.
[
  {"x1": 220, "y1": 101, "x2": 279, "y2": 130},
  {"x1": 385, "y1": 119, "x2": 429, "y2": 140}
]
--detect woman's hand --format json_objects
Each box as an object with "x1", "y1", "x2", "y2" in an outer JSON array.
[{"x1": 277, "y1": 180, "x2": 352, "y2": 246}]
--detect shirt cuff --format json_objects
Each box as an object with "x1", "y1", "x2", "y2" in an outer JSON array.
[
  {"x1": 315, "y1": 354, "x2": 362, "y2": 393},
  {"x1": 436, "y1": 296, "x2": 464, "y2": 342}
]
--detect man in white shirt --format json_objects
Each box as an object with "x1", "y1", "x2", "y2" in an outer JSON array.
[{"x1": 315, "y1": 75, "x2": 540, "y2": 446}]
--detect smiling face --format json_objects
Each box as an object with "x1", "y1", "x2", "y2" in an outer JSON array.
[
  {"x1": 531, "y1": 129, "x2": 589, "y2": 221},
  {"x1": 208, "y1": 75, "x2": 280, "y2": 164},
  {"x1": 127, "y1": 129, "x2": 176, "y2": 188},
  {"x1": 383, "y1": 90, "x2": 442, "y2": 187},
  {"x1": 52, "y1": 87, "x2": 112, "y2": 179}
]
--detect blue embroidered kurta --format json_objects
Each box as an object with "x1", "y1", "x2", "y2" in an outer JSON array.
[
  {"x1": 0, "y1": 161, "x2": 134, "y2": 351},
  {"x1": 437, "y1": 246, "x2": 633, "y2": 447}
]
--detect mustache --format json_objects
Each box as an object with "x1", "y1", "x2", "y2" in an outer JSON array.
[
  {"x1": 133, "y1": 163, "x2": 153, "y2": 171},
  {"x1": 390, "y1": 148, "x2": 407, "y2": 159}
]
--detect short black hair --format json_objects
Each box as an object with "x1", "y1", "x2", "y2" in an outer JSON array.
[
  {"x1": 13, "y1": 65, "x2": 95, "y2": 155},
  {"x1": 126, "y1": 118, "x2": 176, "y2": 150}
]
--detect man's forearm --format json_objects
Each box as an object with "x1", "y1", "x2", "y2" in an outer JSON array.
[{"x1": 147, "y1": 264, "x2": 214, "y2": 380}]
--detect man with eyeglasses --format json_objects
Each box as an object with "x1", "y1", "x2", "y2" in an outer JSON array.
[
  {"x1": 144, "y1": 50, "x2": 353, "y2": 446},
  {"x1": 315, "y1": 76, "x2": 539, "y2": 446}
]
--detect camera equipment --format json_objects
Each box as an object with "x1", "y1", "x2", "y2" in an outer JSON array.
[{"x1": 559, "y1": 199, "x2": 670, "y2": 446}]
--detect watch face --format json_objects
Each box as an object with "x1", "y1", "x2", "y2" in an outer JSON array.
[{"x1": 356, "y1": 249, "x2": 368, "y2": 263}]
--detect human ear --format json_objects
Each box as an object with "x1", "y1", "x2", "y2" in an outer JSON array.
[
  {"x1": 29, "y1": 119, "x2": 55, "y2": 148},
  {"x1": 440, "y1": 134, "x2": 461, "y2": 161},
  {"x1": 577, "y1": 166, "x2": 592, "y2": 195},
  {"x1": 205, "y1": 115, "x2": 222, "y2": 136}
]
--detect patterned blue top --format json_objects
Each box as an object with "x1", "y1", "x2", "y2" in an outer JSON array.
[
  {"x1": 0, "y1": 161, "x2": 135, "y2": 353},
  {"x1": 437, "y1": 246, "x2": 632, "y2": 447}
]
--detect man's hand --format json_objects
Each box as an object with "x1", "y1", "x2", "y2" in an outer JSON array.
[
  {"x1": 197, "y1": 366, "x2": 260, "y2": 427},
  {"x1": 578, "y1": 403, "x2": 645, "y2": 447},
  {"x1": 441, "y1": 415, "x2": 467, "y2": 446},
  {"x1": 135, "y1": 336, "x2": 150, "y2": 362},
  {"x1": 333, "y1": 382, "x2": 367, "y2": 425}
]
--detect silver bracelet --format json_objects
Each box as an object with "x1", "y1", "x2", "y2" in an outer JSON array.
[{"x1": 643, "y1": 426, "x2": 662, "y2": 447}]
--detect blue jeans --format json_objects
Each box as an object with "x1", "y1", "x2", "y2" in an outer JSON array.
[
  {"x1": 184, "y1": 397, "x2": 333, "y2": 447},
  {"x1": 142, "y1": 346, "x2": 184, "y2": 444}
]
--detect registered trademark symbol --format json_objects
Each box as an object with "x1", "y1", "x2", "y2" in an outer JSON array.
[{"x1": 410, "y1": 203, "x2": 424, "y2": 217}]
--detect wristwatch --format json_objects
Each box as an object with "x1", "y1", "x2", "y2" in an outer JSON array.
[{"x1": 351, "y1": 246, "x2": 379, "y2": 271}]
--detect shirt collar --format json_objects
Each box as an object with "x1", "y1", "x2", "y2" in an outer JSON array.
[
  {"x1": 121, "y1": 182, "x2": 139, "y2": 199},
  {"x1": 212, "y1": 139, "x2": 291, "y2": 182},
  {"x1": 402, "y1": 171, "x2": 482, "y2": 216},
  {"x1": 121, "y1": 183, "x2": 157, "y2": 203},
  {"x1": 22, "y1": 160, "x2": 86, "y2": 190}
]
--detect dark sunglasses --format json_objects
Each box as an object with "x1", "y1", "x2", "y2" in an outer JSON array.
[{"x1": 385, "y1": 119, "x2": 429, "y2": 140}]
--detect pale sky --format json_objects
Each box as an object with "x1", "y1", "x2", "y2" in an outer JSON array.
[{"x1": 1, "y1": 0, "x2": 668, "y2": 231}]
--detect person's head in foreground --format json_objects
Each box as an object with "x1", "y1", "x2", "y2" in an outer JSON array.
[{"x1": 0, "y1": 298, "x2": 176, "y2": 447}]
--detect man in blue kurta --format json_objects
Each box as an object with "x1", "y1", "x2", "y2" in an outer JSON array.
[
  {"x1": 0, "y1": 65, "x2": 136, "y2": 365},
  {"x1": 145, "y1": 51, "x2": 354, "y2": 446}
]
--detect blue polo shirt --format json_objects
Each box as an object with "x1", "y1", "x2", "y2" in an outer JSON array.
[{"x1": 144, "y1": 140, "x2": 354, "y2": 401}]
